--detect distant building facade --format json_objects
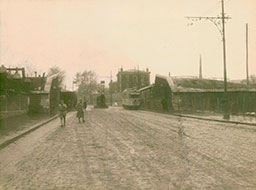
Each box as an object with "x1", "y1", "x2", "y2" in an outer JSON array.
[{"x1": 116, "y1": 68, "x2": 150, "y2": 92}]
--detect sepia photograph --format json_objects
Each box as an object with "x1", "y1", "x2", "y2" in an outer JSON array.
[{"x1": 0, "y1": 0, "x2": 256, "y2": 189}]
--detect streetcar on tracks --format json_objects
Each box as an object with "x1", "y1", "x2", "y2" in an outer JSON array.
[{"x1": 122, "y1": 88, "x2": 141, "y2": 110}]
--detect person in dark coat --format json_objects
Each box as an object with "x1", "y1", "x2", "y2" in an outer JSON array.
[
  {"x1": 76, "y1": 99, "x2": 84, "y2": 123},
  {"x1": 161, "y1": 98, "x2": 168, "y2": 112},
  {"x1": 59, "y1": 100, "x2": 67, "y2": 126}
]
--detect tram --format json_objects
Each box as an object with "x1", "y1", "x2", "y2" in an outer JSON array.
[{"x1": 122, "y1": 89, "x2": 141, "y2": 110}]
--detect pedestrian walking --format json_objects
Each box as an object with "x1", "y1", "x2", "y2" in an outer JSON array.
[
  {"x1": 59, "y1": 100, "x2": 67, "y2": 127},
  {"x1": 76, "y1": 99, "x2": 85, "y2": 123}
]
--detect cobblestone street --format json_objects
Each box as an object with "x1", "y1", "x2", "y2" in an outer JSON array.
[{"x1": 0, "y1": 107, "x2": 256, "y2": 190}]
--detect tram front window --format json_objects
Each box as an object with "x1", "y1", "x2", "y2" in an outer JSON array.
[{"x1": 129, "y1": 94, "x2": 139, "y2": 98}]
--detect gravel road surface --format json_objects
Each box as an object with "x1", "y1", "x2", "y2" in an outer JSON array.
[{"x1": 0, "y1": 106, "x2": 255, "y2": 190}]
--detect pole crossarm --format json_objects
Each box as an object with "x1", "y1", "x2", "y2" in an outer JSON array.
[
  {"x1": 185, "y1": 16, "x2": 231, "y2": 36},
  {"x1": 185, "y1": 16, "x2": 231, "y2": 20}
]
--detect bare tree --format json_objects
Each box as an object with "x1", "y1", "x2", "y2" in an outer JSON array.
[
  {"x1": 241, "y1": 75, "x2": 256, "y2": 85},
  {"x1": 74, "y1": 70, "x2": 98, "y2": 100},
  {"x1": 23, "y1": 64, "x2": 38, "y2": 77},
  {"x1": 47, "y1": 66, "x2": 66, "y2": 87},
  {"x1": 250, "y1": 75, "x2": 256, "y2": 84}
]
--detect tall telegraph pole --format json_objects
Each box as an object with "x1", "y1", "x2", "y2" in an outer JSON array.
[
  {"x1": 110, "y1": 71, "x2": 113, "y2": 106},
  {"x1": 246, "y1": 23, "x2": 249, "y2": 85},
  {"x1": 221, "y1": 0, "x2": 229, "y2": 119},
  {"x1": 186, "y1": 0, "x2": 231, "y2": 119}
]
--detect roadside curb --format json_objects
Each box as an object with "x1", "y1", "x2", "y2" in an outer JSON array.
[
  {"x1": 172, "y1": 114, "x2": 256, "y2": 126},
  {"x1": 0, "y1": 115, "x2": 58, "y2": 150}
]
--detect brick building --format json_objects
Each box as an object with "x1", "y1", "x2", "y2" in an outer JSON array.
[{"x1": 116, "y1": 68, "x2": 150, "y2": 92}]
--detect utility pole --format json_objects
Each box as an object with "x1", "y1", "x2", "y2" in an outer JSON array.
[
  {"x1": 246, "y1": 23, "x2": 249, "y2": 85},
  {"x1": 221, "y1": 0, "x2": 229, "y2": 120},
  {"x1": 186, "y1": 0, "x2": 231, "y2": 119},
  {"x1": 110, "y1": 71, "x2": 113, "y2": 106}
]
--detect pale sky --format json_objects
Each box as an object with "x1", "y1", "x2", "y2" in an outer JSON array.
[{"x1": 1, "y1": 0, "x2": 255, "y2": 89}]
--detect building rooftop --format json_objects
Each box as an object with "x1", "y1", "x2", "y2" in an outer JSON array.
[
  {"x1": 155, "y1": 75, "x2": 256, "y2": 92},
  {"x1": 117, "y1": 69, "x2": 150, "y2": 75},
  {"x1": 173, "y1": 78, "x2": 256, "y2": 90}
]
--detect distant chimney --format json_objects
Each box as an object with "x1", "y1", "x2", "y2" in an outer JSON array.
[
  {"x1": 199, "y1": 55, "x2": 202, "y2": 79},
  {"x1": 35, "y1": 71, "x2": 37, "y2": 77}
]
